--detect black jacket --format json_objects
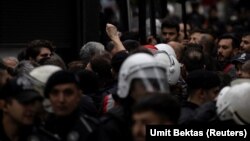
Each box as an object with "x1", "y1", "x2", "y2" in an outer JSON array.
[
  {"x1": 44, "y1": 108, "x2": 98, "y2": 141},
  {"x1": 0, "y1": 112, "x2": 58, "y2": 141}
]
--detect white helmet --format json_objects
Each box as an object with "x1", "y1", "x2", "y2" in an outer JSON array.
[
  {"x1": 230, "y1": 78, "x2": 250, "y2": 86},
  {"x1": 29, "y1": 65, "x2": 62, "y2": 84},
  {"x1": 216, "y1": 86, "x2": 232, "y2": 121},
  {"x1": 229, "y1": 82, "x2": 250, "y2": 125},
  {"x1": 154, "y1": 51, "x2": 181, "y2": 85},
  {"x1": 117, "y1": 53, "x2": 169, "y2": 98},
  {"x1": 155, "y1": 43, "x2": 176, "y2": 58},
  {"x1": 216, "y1": 80, "x2": 250, "y2": 125},
  {"x1": 27, "y1": 65, "x2": 62, "y2": 96},
  {"x1": 28, "y1": 65, "x2": 62, "y2": 113}
]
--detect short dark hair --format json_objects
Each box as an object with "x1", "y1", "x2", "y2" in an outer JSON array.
[
  {"x1": 122, "y1": 40, "x2": 140, "y2": 53},
  {"x1": 90, "y1": 53, "x2": 112, "y2": 82},
  {"x1": 186, "y1": 70, "x2": 221, "y2": 94},
  {"x1": 217, "y1": 33, "x2": 240, "y2": 49},
  {"x1": 161, "y1": 18, "x2": 180, "y2": 33},
  {"x1": 133, "y1": 94, "x2": 180, "y2": 124},
  {"x1": 77, "y1": 70, "x2": 99, "y2": 94},
  {"x1": 242, "y1": 32, "x2": 250, "y2": 37},
  {"x1": 44, "y1": 70, "x2": 80, "y2": 97},
  {"x1": 105, "y1": 41, "x2": 115, "y2": 53},
  {"x1": 26, "y1": 39, "x2": 55, "y2": 60},
  {"x1": 111, "y1": 51, "x2": 129, "y2": 73},
  {"x1": 39, "y1": 54, "x2": 66, "y2": 70},
  {"x1": 190, "y1": 28, "x2": 204, "y2": 35}
]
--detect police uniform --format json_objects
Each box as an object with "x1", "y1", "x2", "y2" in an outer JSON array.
[
  {"x1": 44, "y1": 108, "x2": 98, "y2": 141},
  {"x1": 0, "y1": 112, "x2": 59, "y2": 141}
]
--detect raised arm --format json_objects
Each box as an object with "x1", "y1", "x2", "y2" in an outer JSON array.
[{"x1": 106, "y1": 23, "x2": 126, "y2": 54}]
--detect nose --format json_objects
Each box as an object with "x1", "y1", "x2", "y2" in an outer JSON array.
[
  {"x1": 166, "y1": 34, "x2": 171, "y2": 39},
  {"x1": 189, "y1": 38, "x2": 194, "y2": 44},
  {"x1": 237, "y1": 70, "x2": 242, "y2": 78},
  {"x1": 218, "y1": 47, "x2": 222, "y2": 54},
  {"x1": 58, "y1": 93, "x2": 65, "y2": 102},
  {"x1": 132, "y1": 123, "x2": 144, "y2": 138}
]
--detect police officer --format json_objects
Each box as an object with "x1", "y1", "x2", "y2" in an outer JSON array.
[
  {"x1": 43, "y1": 70, "x2": 97, "y2": 141},
  {"x1": 0, "y1": 75, "x2": 58, "y2": 141}
]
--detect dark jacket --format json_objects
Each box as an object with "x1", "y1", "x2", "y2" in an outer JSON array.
[
  {"x1": 179, "y1": 101, "x2": 199, "y2": 125},
  {"x1": 0, "y1": 112, "x2": 58, "y2": 141},
  {"x1": 90, "y1": 106, "x2": 133, "y2": 141},
  {"x1": 44, "y1": 108, "x2": 98, "y2": 141}
]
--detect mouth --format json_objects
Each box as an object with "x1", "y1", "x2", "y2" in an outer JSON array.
[
  {"x1": 217, "y1": 55, "x2": 224, "y2": 61},
  {"x1": 55, "y1": 106, "x2": 67, "y2": 111},
  {"x1": 24, "y1": 113, "x2": 35, "y2": 120}
]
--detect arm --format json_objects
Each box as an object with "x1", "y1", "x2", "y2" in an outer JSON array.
[{"x1": 106, "y1": 23, "x2": 126, "y2": 55}]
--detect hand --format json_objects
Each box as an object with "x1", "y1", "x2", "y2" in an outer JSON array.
[{"x1": 106, "y1": 23, "x2": 119, "y2": 40}]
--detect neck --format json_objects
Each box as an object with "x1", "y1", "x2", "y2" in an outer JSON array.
[
  {"x1": 187, "y1": 94, "x2": 202, "y2": 106},
  {"x1": 3, "y1": 114, "x2": 21, "y2": 141}
]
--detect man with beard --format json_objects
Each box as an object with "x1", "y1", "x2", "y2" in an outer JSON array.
[
  {"x1": 160, "y1": 18, "x2": 180, "y2": 43},
  {"x1": 216, "y1": 34, "x2": 240, "y2": 79},
  {"x1": 240, "y1": 32, "x2": 250, "y2": 53}
]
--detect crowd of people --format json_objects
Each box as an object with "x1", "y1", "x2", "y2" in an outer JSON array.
[{"x1": 0, "y1": 2, "x2": 250, "y2": 141}]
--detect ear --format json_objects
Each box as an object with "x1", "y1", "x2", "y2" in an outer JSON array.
[
  {"x1": 1, "y1": 100, "x2": 9, "y2": 113},
  {"x1": 197, "y1": 89, "x2": 205, "y2": 99}
]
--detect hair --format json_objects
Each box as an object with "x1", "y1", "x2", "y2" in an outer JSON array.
[
  {"x1": 76, "y1": 69, "x2": 99, "y2": 94},
  {"x1": 111, "y1": 51, "x2": 129, "y2": 74},
  {"x1": 105, "y1": 41, "x2": 115, "y2": 53},
  {"x1": 89, "y1": 53, "x2": 113, "y2": 85},
  {"x1": 122, "y1": 40, "x2": 140, "y2": 53},
  {"x1": 133, "y1": 94, "x2": 181, "y2": 124},
  {"x1": 67, "y1": 60, "x2": 85, "y2": 73},
  {"x1": 26, "y1": 39, "x2": 55, "y2": 60},
  {"x1": 17, "y1": 49, "x2": 28, "y2": 61},
  {"x1": 200, "y1": 33, "x2": 215, "y2": 55},
  {"x1": 120, "y1": 31, "x2": 140, "y2": 41},
  {"x1": 186, "y1": 70, "x2": 221, "y2": 95},
  {"x1": 182, "y1": 44, "x2": 205, "y2": 73},
  {"x1": 39, "y1": 54, "x2": 67, "y2": 70},
  {"x1": 44, "y1": 70, "x2": 80, "y2": 97},
  {"x1": 161, "y1": 18, "x2": 180, "y2": 33},
  {"x1": 217, "y1": 33, "x2": 240, "y2": 49},
  {"x1": 14, "y1": 60, "x2": 39, "y2": 76},
  {"x1": 217, "y1": 71, "x2": 232, "y2": 89},
  {"x1": 189, "y1": 28, "x2": 204, "y2": 35},
  {"x1": 79, "y1": 41, "x2": 105, "y2": 65},
  {"x1": 241, "y1": 32, "x2": 250, "y2": 38},
  {"x1": 129, "y1": 47, "x2": 154, "y2": 55}
]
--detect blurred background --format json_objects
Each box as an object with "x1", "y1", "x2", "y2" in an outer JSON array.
[{"x1": 0, "y1": 0, "x2": 249, "y2": 63}]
